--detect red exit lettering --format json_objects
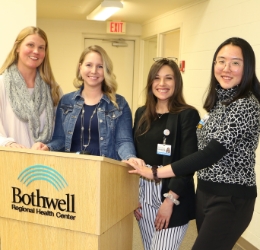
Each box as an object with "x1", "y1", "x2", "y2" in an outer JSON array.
[{"x1": 110, "y1": 22, "x2": 124, "y2": 33}]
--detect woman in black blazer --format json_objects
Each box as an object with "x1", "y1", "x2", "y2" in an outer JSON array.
[{"x1": 133, "y1": 58, "x2": 200, "y2": 250}]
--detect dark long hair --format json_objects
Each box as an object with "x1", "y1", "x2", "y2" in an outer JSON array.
[
  {"x1": 204, "y1": 37, "x2": 260, "y2": 111},
  {"x1": 135, "y1": 59, "x2": 195, "y2": 137}
]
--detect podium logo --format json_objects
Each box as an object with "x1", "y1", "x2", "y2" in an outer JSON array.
[{"x1": 18, "y1": 165, "x2": 68, "y2": 191}]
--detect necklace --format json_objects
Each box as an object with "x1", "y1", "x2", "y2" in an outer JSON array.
[
  {"x1": 80, "y1": 103, "x2": 99, "y2": 154},
  {"x1": 157, "y1": 113, "x2": 164, "y2": 119}
]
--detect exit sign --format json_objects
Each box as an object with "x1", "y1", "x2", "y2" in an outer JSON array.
[{"x1": 107, "y1": 21, "x2": 126, "y2": 34}]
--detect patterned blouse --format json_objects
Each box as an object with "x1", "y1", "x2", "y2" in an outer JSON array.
[{"x1": 197, "y1": 85, "x2": 260, "y2": 188}]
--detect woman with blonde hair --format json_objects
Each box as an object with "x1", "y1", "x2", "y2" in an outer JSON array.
[
  {"x1": 34, "y1": 45, "x2": 143, "y2": 163},
  {"x1": 0, "y1": 26, "x2": 61, "y2": 148}
]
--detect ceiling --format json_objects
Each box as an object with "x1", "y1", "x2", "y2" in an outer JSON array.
[{"x1": 37, "y1": 0, "x2": 203, "y2": 24}]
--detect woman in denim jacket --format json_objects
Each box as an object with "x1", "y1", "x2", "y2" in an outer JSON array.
[{"x1": 33, "y1": 45, "x2": 143, "y2": 162}]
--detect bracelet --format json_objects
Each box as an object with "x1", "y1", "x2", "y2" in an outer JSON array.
[
  {"x1": 151, "y1": 165, "x2": 161, "y2": 183},
  {"x1": 163, "y1": 193, "x2": 180, "y2": 205}
]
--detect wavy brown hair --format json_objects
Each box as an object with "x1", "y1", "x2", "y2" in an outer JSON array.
[
  {"x1": 0, "y1": 26, "x2": 61, "y2": 106},
  {"x1": 135, "y1": 58, "x2": 195, "y2": 137}
]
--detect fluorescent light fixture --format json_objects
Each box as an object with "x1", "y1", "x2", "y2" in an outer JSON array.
[{"x1": 87, "y1": 1, "x2": 123, "y2": 21}]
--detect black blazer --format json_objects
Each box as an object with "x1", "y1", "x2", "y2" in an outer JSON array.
[{"x1": 134, "y1": 106, "x2": 200, "y2": 227}]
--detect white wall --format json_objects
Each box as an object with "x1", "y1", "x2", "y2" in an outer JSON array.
[
  {"x1": 141, "y1": 0, "x2": 260, "y2": 248},
  {"x1": 0, "y1": 0, "x2": 36, "y2": 66}
]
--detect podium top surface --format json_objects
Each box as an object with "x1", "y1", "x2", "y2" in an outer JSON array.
[{"x1": 0, "y1": 147, "x2": 127, "y2": 165}]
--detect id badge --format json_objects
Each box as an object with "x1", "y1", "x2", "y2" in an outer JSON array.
[{"x1": 157, "y1": 144, "x2": 171, "y2": 156}]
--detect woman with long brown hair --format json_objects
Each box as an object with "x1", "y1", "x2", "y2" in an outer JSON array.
[{"x1": 133, "y1": 57, "x2": 200, "y2": 250}]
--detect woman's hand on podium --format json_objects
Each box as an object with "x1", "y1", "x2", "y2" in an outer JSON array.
[
  {"x1": 31, "y1": 142, "x2": 50, "y2": 151},
  {"x1": 125, "y1": 157, "x2": 146, "y2": 166},
  {"x1": 5, "y1": 142, "x2": 27, "y2": 148}
]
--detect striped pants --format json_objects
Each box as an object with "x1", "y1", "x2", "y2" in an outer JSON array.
[{"x1": 138, "y1": 175, "x2": 188, "y2": 250}]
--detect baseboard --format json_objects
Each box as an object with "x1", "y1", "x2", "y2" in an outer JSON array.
[{"x1": 236, "y1": 237, "x2": 258, "y2": 250}]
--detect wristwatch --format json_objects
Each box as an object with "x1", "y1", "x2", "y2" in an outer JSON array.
[{"x1": 163, "y1": 193, "x2": 180, "y2": 205}]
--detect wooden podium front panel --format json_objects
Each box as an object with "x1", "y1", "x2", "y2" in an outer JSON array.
[
  {"x1": 0, "y1": 148, "x2": 139, "y2": 237},
  {"x1": 0, "y1": 217, "x2": 98, "y2": 250},
  {"x1": 0, "y1": 213, "x2": 133, "y2": 250},
  {"x1": 0, "y1": 149, "x2": 101, "y2": 234}
]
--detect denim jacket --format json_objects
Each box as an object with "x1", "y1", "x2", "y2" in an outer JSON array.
[{"x1": 47, "y1": 89, "x2": 136, "y2": 160}]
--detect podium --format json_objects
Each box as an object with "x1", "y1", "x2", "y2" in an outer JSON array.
[{"x1": 0, "y1": 147, "x2": 139, "y2": 250}]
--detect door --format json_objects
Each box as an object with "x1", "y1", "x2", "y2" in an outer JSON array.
[
  {"x1": 84, "y1": 38, "x2": 135, "y2": 109},
  {"x1": 162, "y1": 29, "x2": 180, "y2": 59}
]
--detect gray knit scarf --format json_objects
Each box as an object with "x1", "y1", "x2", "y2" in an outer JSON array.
[{"x1": 4, "y1": 64, "x2": 54, "y2": 143}]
